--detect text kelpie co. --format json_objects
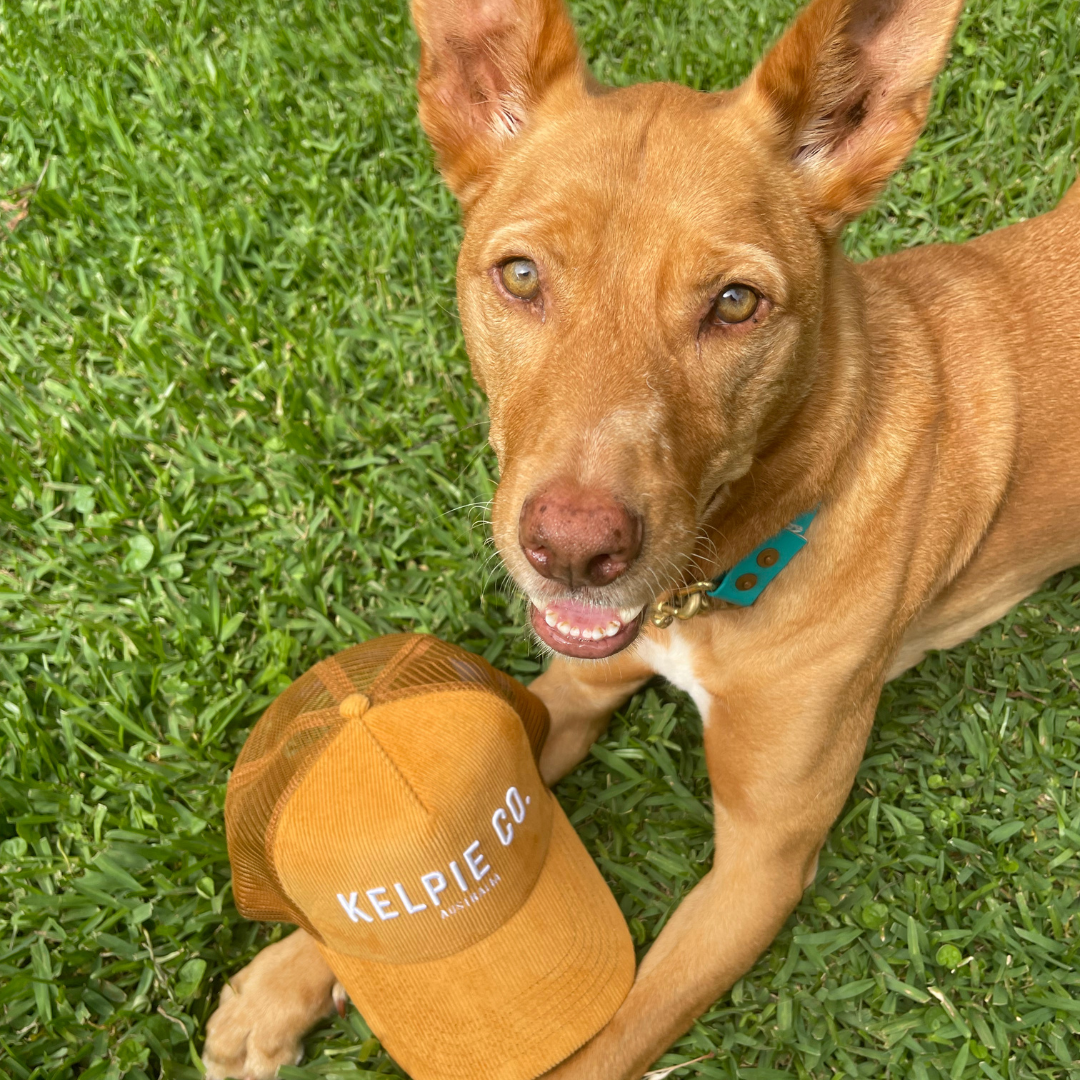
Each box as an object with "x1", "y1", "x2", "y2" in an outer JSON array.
[{"x1": 335, "y1": 785, "x2": 532, "y2": 925}]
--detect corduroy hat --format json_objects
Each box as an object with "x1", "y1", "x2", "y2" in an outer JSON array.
[{"x1": 225, "y1": 634, "x2": 635, "y2": 1080}]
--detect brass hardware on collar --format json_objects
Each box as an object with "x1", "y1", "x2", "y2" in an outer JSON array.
[
  {"x1": 649, "y1": 508, "x2": 818, "y2": 626},
  {"x1": 647, "y1": 582, "x2": 719, "y2": 628}
]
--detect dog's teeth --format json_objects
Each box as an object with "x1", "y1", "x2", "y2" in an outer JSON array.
[
  {"x1": 617, "y1": 606, "x2": 642, "y2": 623},
  {"x1": 546, "y1": 607, "x2": 632, "y2": 642}
]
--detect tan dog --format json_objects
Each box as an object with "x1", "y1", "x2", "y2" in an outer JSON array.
[{"x1": 203, "y1": 0, "x2": 1080, "y2": 1076}]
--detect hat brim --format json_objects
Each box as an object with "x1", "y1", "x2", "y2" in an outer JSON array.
[{"x1": 316, "y1": 795, "x2": 635, "y2": 1080}]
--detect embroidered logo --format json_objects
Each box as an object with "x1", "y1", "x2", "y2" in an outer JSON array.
[{"x1": 335, "y1": 786, "x2": 531, "y2": 925}]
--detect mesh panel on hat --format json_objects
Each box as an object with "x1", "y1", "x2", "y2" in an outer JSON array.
[{"x1": 225, "y1": 635, "x2": 550, "y2": 940}]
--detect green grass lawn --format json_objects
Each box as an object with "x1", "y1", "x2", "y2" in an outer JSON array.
[{"x1": 1, "y1": 1, "x2": 1079, "y2": 1077}]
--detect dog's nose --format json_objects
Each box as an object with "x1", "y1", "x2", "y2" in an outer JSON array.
[{"x1": 518, "y1": 483, "x2": 643, "y2": 588}]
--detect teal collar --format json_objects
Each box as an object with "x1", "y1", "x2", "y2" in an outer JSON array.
[
  {"x1": 649, "y1": 508, "x2": 818, "y2": 627},
  {"x1": 706, "y1": 508, "x2": 818, "y2": 606}
]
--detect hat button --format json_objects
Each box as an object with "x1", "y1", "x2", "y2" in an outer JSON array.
[{"x1": 339, "y1": 692, "x2": 370, "y2": 720}]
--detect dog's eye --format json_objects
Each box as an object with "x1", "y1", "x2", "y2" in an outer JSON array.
[
  {"x1": 500, "y1": 258, "x2": 540, "y2": 300},
  {"x1": 711, "y1": 284, "x2": 759, "y2": 324}
]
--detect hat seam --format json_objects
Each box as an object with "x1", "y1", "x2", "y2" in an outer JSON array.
[
  {"x1": 228, "y1": 708, "x2": 343, "y2": 787},
  {"x1": 234, "y1": 689, "x2": 335, "y2": 769},
  {"x1": 352, "y1": 708, "x2": 433, "y2": 818},
  {"x1": 365, "y1": 634, "x2": 433, "y2": 699},
  {"x1": 312, "y1": 655, "x2": 358, "y2": 704}
]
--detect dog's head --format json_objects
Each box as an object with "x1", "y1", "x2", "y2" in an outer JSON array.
[{"x1": 412, "y1": 0, "x2": 964, "y2": 658}]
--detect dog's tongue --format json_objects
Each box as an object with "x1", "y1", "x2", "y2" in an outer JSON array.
[{"x1": 529, "y1": 598, "x2": 643, "y2": 658}]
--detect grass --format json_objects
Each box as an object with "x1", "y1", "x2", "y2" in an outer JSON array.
[{"x1": 0, "y1": 0, "x2": 1078, "y2": 1078}]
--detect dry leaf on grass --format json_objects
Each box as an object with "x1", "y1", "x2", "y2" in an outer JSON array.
[
  {"x1": 1, "y1": 197, "x2": 31, "y2": 232},
  {"x1": 1, "y1": 159, "x2": 49, "y2": 235}
]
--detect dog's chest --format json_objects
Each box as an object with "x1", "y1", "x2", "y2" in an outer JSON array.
[{"x1": 634, "y1": 628, "x2": 713, "y2": 725}]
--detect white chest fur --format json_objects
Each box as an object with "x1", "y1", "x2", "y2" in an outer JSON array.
[{"x1": 634, "y1": 626, "x2": 713, "y2": 725}]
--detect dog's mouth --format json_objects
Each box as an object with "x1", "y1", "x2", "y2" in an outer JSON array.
[{"x1": 529, "y1": 598, "x2": 644, "y2": 658}]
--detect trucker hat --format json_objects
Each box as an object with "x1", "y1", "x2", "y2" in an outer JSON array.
[{"x1": 225, "y1": 634, "x2": 635, "y2": 1080}]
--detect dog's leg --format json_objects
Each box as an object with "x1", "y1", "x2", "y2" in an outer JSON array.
[
  {"x1": 545, "y1": 684, "x2": 877, "y2": 1080},
  {"x1": 203, "y1": 928, "x2": 341, "y2": 1080},
  {"x1": 530, "y1": 652, "x2": 653, "y2": 784}
]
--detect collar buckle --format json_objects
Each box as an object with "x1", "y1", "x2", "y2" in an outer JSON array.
[{"x1": 647, "y1": 582, "x2": 718, "y2": 628}]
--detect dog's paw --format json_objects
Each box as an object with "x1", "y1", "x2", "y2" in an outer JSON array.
[{"x1": 202, "y1": 932, "x2": 342, "y2": 1080}]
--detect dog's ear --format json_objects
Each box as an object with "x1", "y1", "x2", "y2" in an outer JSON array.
[
  {"x1": 748, "y1": 0, "x2": 965, "y2": 230},
  {"x1": 411, "y1": 0, "x2": 584, "y2": 206}
]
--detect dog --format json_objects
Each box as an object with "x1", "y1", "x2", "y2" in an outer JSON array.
[{"x1": 202, "y1": 0, "x2": 1080, "y2": 1076}]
